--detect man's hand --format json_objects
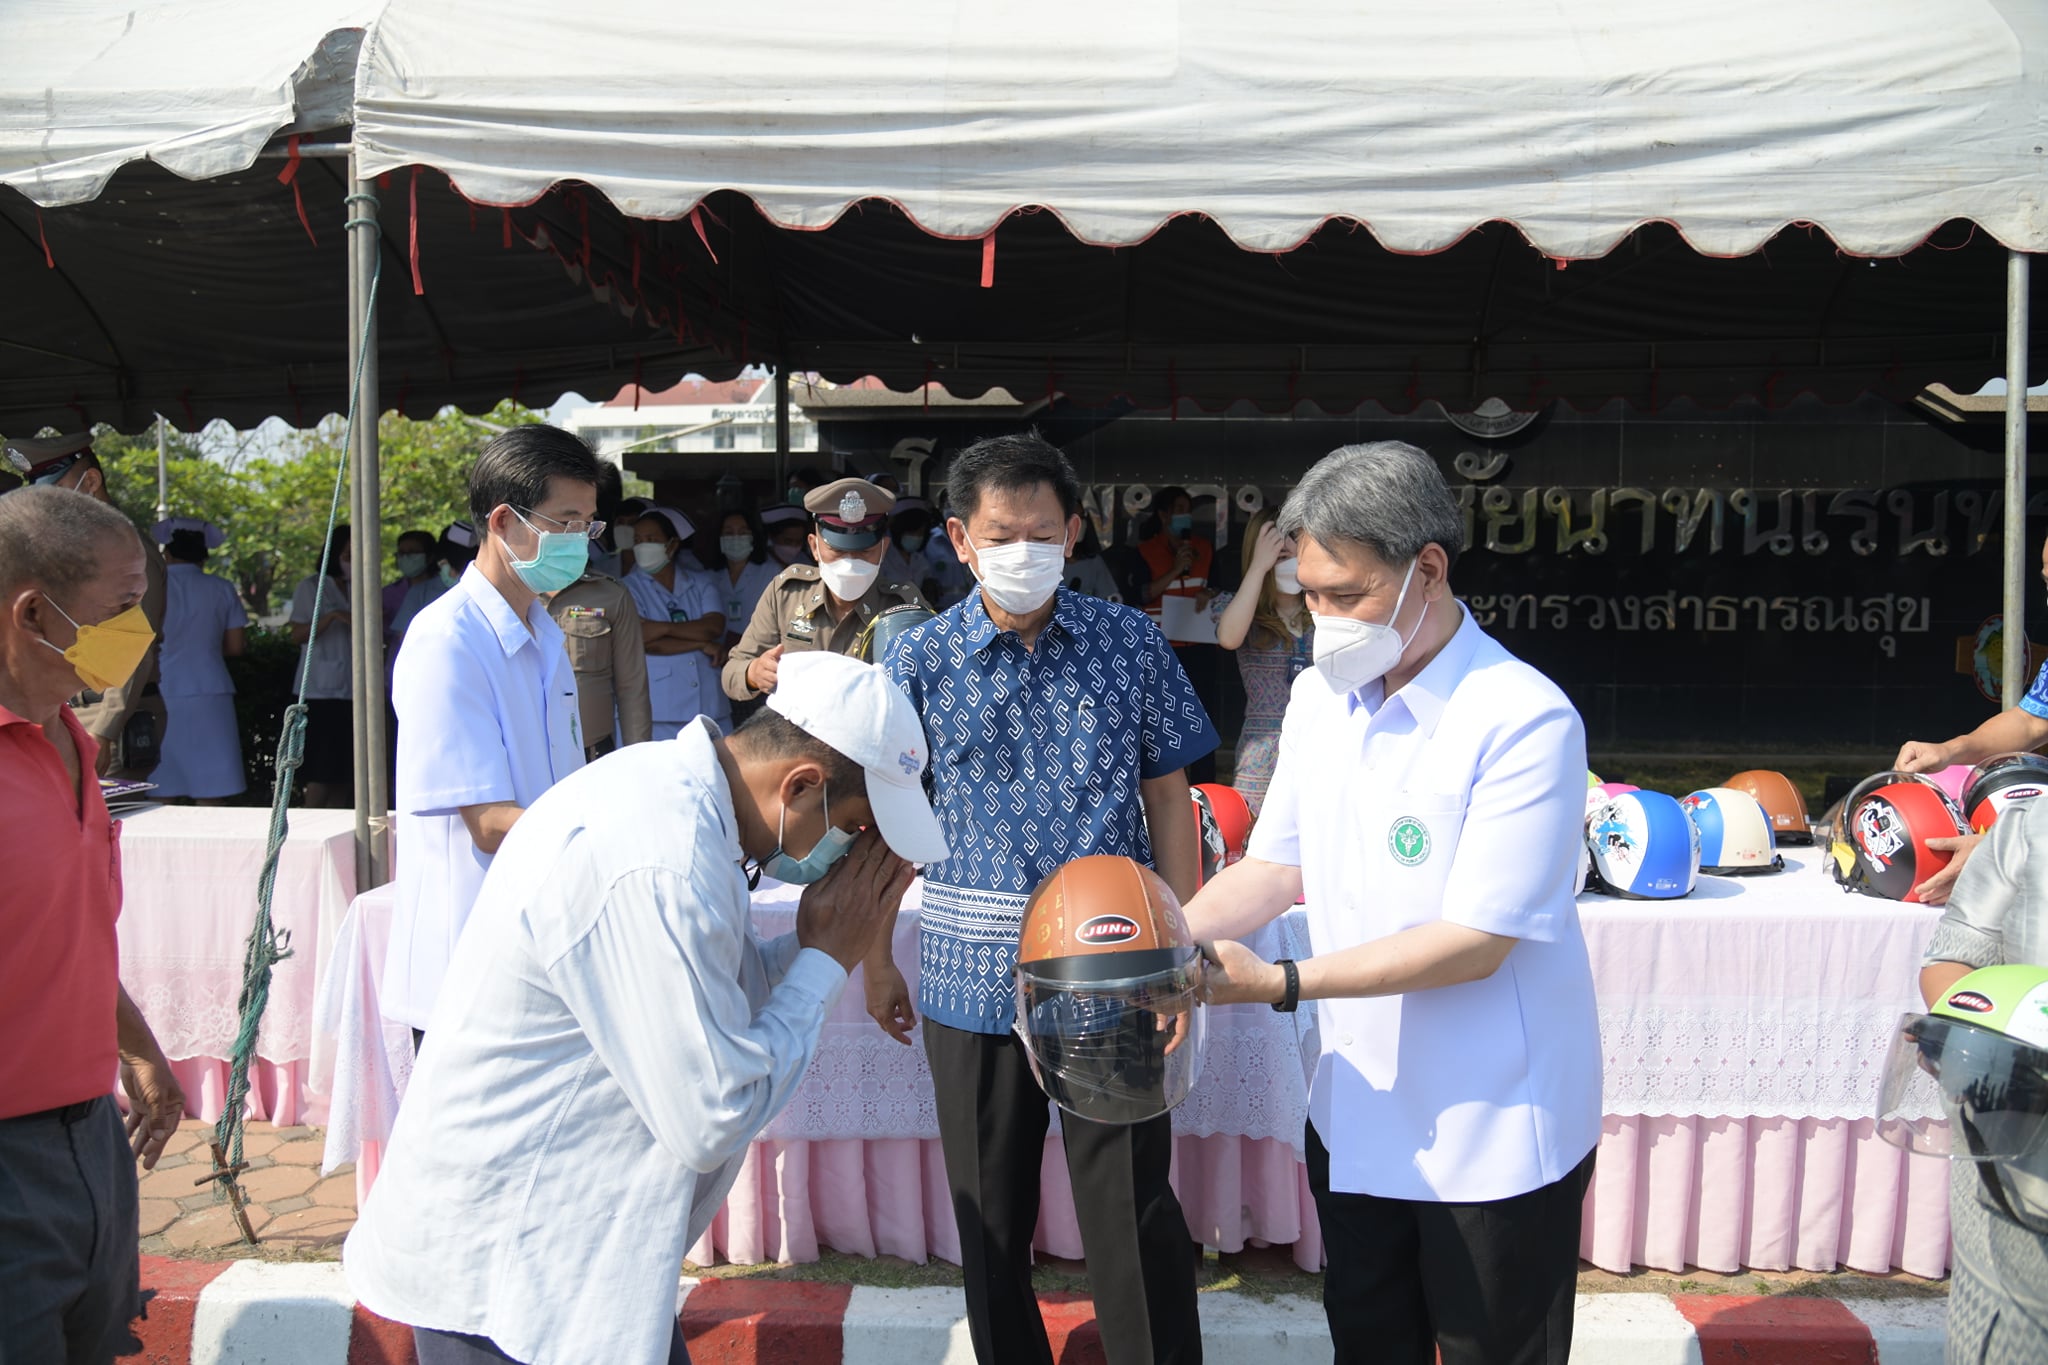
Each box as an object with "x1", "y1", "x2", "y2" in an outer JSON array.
[
  {"x1": 1172, "y1": 542, "x2": 1195, "y2": 576},
  {"x1": 1911, "y1": 833, "x2": 1983, "y2": 906},
  {"x1": 863, "y1": 957, "x2": 917, "y2": 1045},
  {"x1": 795, "y1": 828, "x2": 914, "y2": 971},
  {"x1": 1894, "y1": 740, "x2": 1951, "y2": 774},
  {"x1": 120, "y1": 1051, "x2": 186, "y2": 1170},
  {"x1": 1197, "y1": 939, "x2": 1285, "y2": 1006},
  {"x1": 746, "y1": 644, "x2": 785, "y2": 694}
]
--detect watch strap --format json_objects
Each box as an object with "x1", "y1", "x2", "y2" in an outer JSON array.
[{"x1": 1272, "y1": 958, "x2": 1300, "y2": 1013}]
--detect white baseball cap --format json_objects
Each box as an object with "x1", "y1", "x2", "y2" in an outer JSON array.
[{"x1": 767, "y1": 650, "x2": 950, "y2": 864}]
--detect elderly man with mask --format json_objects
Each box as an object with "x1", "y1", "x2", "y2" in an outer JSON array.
[
  {"x1": 722, "y1": 477, "x2": 928, "y2": 700},
  {"x1": 0, "y1": 486, "x2": 187, "y2": 1364},
  {"x1": 3, "y1": 433, "x2": 167, "y2": 781},
  {"x1": 1183, "y1": 442, "x2": 1600, "y2": 1365},
  {"x1": 384, "y1": 426, "x2": 599, "y2": 1052},
  {"x1": 345, "y1": 652, "x2": 947, "y2": 1365}
]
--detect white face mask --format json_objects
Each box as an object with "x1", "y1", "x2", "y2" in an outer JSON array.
[
  {"x1": 720, "y1": 535, "x2": 755, "y2": 563},
  {"x1": 632, "y1": 542, "x2": 672, "y2": 572},
  {"x1": 772, "y1": 542, "x2": 808, "y2": 566},
  {"x1": 612, "y1": 522, "x2": 637, "y2": 552},
  {"x1": 819, "y1": 554, "x2": 880, "y2": 600},
  {"x1": 973, "y1": 538, "x2": 1068, "y2": 615},
  {"x1": 1272, "y1": 559, "x2": 1301, "y2": 595},
  {"x1": 1310, "y1": 558, "x2": 1423, "y2": 694}
]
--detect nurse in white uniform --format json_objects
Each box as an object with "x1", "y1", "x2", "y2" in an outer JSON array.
[
  {"x1": 150, "y1": 518, "x2": 247, "y2": 802},
  {"x1": 624, "y1": 506, "x2": 728, "y2": 738},
  {"x1": 711, "y1": 509, "x2": 781, "y2": 645},
  {"x1": 1182, "y1": 441, "x2": 1601, "y2": 1365}
]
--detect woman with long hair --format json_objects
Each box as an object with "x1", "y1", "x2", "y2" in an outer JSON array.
[{"x1": 1211, "y1": 506, "x2": 1311, "y2": 813}]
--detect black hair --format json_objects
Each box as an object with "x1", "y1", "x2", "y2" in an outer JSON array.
[
  {"x1": 467, "y1": 425, "x2": 603, "y2": 525},
  {"x1": 395, "y1": 529, "x2": 437, "y2": 557},
  {"x1": 732, "y1": 707, "x2": 869, "y2": 800},
  {"x1": 718, "y1": 508, "x2": 769, "y2": 564},
  {"x1": 323, "y1": 524, "x2": 351, "y2": 578},
  {"x1": 166, "y1": 529, "x2": 210, "y2": 564},
  {"x1": 439, "y1": 523, "x2": 476, "y2": 571},
  {"x1": 943, "y1": 431, "x2": 1083, "y2": 524},
  {"x1": 593, "y1": 460, "x2": 624, "y2": 526},
  {"x1": 788, "y1": 466, "x2": 826, "y2": 493},
  {"x1": 1155, "y1": 486, "x2": 1193, "y2": 516},
  {"x1": 0, "y1": 486, "x2": 143, "y2": 599}
]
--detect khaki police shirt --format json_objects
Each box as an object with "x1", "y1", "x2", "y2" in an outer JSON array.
[
  {"x1": 721, "y1": 564, "x2": 929, "y2": 701},
  {"x1": 547, "y1": 571, "x2": 653, "y2": 750},
  {"x1": 73, "y1": 532, "x2": 168, "y2": 781}
]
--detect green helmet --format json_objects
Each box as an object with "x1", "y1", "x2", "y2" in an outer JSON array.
[{"x1": 1879, "y1": 964, "x2": 2048, "y2": 1230}]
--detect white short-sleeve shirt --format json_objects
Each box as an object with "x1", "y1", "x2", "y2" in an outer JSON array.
[
  {"x1": 383, "y1": 565, "x2": 587, "y2": 1029},
  {"x1": 624, "y1": 566, "x2": 728, "y2": 726},
  {"x1": 1248, "y1": 602, "x2": 1602, "y2": 1202}
]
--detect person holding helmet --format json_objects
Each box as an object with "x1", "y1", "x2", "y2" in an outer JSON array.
[
  {"x1": 1891, "y1": 536, "x2": 2048, "y2": 903},
  {"x1": 1912, "y1": 801, "x2": 2048, "y2": 1363},
  {"x1": 346, "y1": 652, "x2": 946, "y2": 1365},
  {"x1": 1182, "y1": 441, "x2": 1600, "y2": 1365}
]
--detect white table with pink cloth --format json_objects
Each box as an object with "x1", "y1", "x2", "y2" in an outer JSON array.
[
  {"x1": 112, "y1": 805, "x2": 359, "y2": 1128},
  {"x1": 309, "y1": 845, "x2": 1953, "y2": 1277}
]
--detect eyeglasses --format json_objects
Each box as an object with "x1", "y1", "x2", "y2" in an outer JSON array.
[{"x1": 513, "y1": 507, "x2": 608, "y2": 543}]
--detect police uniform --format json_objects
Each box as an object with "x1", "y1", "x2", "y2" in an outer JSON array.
[
  {"x1": 3, "y1": 434, "x2": 167, "y2": 781},
  {"x1": 720, "y1": 478, "x2": 930, "y2": 701},
  {"x1": 546, "y1": 570, "x2": 653, "y2": 760}
]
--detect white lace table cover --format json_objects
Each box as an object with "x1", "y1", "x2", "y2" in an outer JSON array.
[{"x1": 116, "y1": 806, "x2": 359, "y2": 1064}]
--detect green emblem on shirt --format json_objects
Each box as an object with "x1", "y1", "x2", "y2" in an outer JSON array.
[{"x1": 1388, "y1": 815, "x2": 1431, "y2": 866}]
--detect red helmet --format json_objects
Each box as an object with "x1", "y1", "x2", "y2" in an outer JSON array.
[
  {"x1": 1189, "y1": 783, "x2": 1255, "y2": 885},
  {"x1": 1961, "y1": 752, "x2": 2048, "y2": 833},
  {"x1": 1830, "y1": 772, "x2": 1969, "y2": 902}
]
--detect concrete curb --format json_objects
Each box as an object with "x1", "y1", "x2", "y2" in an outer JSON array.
[{"x1": 129, "y1": 1256, "x2": 1947, "y2": 1364}]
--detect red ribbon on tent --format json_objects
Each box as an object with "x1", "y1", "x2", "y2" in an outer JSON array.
[
  {"x1": 631, "y1": 235, "x2": 642, "y2": 294},
  {"x1": 274, "y1": 136, "x2": 320, "y2": 248},
  {"x1": 502, "y1": 208, "x2": 514, "y2": 250},
  {"x1": 179, "y1": 390, "x2": 198, "y2": 434},
  {"x1": 690, "y1": 207, "x2": 719, "y2": 264},
  {"x1": 409, "y1": 168, "x2": 425, "y2": 295},
  {"x1": 67, "y1": 396, "x2": 90, "y2": 430},
  {"x1": 981, "y1": 232, "x2": 996, "y2": 289},
  {"x1": 35, "y1": 208, "x2": 54, "y2": 268}
]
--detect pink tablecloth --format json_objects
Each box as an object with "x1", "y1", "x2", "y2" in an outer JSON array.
[
  {"x1": 319, "y1": 852, "x2": 1954, "y2": 1276},
  {"x1": 115, "y1": 806, "x2": 360, "y2": 1126}
]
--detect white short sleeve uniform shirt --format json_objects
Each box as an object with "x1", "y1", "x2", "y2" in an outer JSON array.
[
  {"x1": 384, "y1": 565, "x2": 586, "y2": 1030},
  {"x1": 1249, "y1": 602, "x2": 1602, "y2": 1203}
]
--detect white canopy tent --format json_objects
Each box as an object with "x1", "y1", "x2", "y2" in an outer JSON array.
[{"x1": 3, "y1": 0, "x2": 2041, "y2": 884}]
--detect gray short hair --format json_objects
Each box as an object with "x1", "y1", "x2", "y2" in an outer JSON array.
[
  {"x1": 0, "y1": 485, "x2": 144, "y2": 600},
  {"x1": 1277, "y1": 441, "x2": 1463, "y2": 573}
]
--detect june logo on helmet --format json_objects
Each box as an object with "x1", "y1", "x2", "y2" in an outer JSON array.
[
  {"x1": 1584, "y1": 790, "x2": 1699, "y2": 899},
  {"x1": 1680, "y1": 788, "x2": 1785, "y2": 875},
  {"x1": 1961, "y1": 752, "x2": 2048, "y2": 833},
  {"x1": 1012, "y1": 856, "x2": 1207, "y2": 1125},
  {"x1": 1877, "y1": 963, "x2": 2048, "y2": 1233},
  {"x1": 1829, "y1": 771, "x2": 1970, "y2": 903}
]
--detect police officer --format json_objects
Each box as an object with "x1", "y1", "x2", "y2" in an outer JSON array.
[
  {"x1": 546, "y1": 567, "x2": 653, "y2": 761},
  {"x1": 2, "y1": 433, "x2": 167, "y2": 781},
  {"x1": 722, "y1": 477, "x2": 928, "y2": 701}
]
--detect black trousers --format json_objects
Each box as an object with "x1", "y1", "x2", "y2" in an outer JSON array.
[
  {"x1": 924, "y1": 1020, "x2": 1202, "y2": 1365},
  {"x1": 0, "y1": 1097, "x2": 142, "y2": 1365},
  {"x1": 1306, "y1": 1122, "x2": 1594, "y2": 1365}
]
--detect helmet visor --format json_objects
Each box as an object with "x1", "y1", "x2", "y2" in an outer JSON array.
[
  {"x1": 1013, "y1": 948, "x2": 1207, "y2": 1126},
  {"x1": 1878, "y1": 1012, "x2": 2048, "y2": 1161}
]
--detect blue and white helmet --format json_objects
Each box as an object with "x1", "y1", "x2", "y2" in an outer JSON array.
[
  {"x1": 1681, "y1": 787, "x2": 1785, "y2": 875},
  {"x1": 1585, "y1": 791, "x2": 1700, "y2": 899}
]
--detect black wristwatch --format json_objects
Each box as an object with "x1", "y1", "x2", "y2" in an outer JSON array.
[{"x1": 1271, "y1": 958, "x2": 1300, "y2": 1013}]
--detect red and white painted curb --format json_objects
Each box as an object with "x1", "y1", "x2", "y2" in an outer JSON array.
[{"x1": 129, "y1": 1256, "x2": 1947, "y2": 1364}]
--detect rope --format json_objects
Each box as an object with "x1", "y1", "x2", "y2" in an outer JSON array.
[{"x1": 207, "y1": 252, "x2": 381, "y2": 1234}]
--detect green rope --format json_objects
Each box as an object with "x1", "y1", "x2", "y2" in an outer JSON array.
[{"x1": 209, "y1": 252, "x2": 380, "y2": 1222}]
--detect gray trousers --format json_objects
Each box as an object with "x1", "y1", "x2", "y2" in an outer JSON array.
[
  {"x1": 0, "y1": 1097, "x2": 141, "y2": 1365},
  {"x1": 1948, "y1": 1166, "x2": 2048, "y2": 1365}
]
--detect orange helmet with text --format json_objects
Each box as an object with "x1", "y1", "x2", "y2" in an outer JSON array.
[{"x1": 1724, "y1": 770, "x2": 1812, "y2": 844}]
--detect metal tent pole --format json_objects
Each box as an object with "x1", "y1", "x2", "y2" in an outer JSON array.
[
  {"x1": 346, "y1": 154, "x2": 391, "y2": 890},
  {"x1": 775, "y1": 366, "x2": 792, "y2": 486},
  {"x1": 2003, "y1": 250, "x2": 2033, "y2": 710},
  {"x1": 154, "y1": 416, "x2": 169, "y2": 522}
]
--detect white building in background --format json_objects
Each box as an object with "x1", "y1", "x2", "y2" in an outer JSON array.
[{"x1": 558, "y1": 376, "x2": 819, "y2": 463}]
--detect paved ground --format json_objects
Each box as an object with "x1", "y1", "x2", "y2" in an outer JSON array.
[{"x1": 142, "y1": 1119, "x2": 1948, "y2": 1307}]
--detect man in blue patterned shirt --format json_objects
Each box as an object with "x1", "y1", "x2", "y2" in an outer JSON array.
[{"x1": 875, "y1": 433, "x2": 1215, "y2": 1365}]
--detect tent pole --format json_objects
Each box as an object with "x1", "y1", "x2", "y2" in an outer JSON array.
[
  {"x1": 775, "y1": 366, "x2": 791, "y2": 486},
  {"x1": 2004, "y1": 251, "x2": 2032, "y2": 710},
  {"x1": 347, "y1": 153, "x2": 391, "y2": 890},
  {"x1": 154, "y1": 415, "x2": 169, "y2": 522}
]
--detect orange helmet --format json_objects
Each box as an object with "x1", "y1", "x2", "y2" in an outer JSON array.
[
  {"x1": 1724, "y1": 770, "x2": 1812, "y2": 844},
  {"x1": 1190, "y1": 784, "x2": 1255, "y2": 885},
  {"x1": 1013, "y1": 856, "x2": 1206, "y2": 1125}
]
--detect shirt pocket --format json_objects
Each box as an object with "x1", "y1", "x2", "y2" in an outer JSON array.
[
  {"x1": 1373, "y1": 791, "x2": 1467, "y2": 924},
  {"x1": 558, "y1": 615, "x2": 612, "y2": 671}
]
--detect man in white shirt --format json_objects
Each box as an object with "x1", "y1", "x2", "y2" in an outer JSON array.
[
  {"x1": 384, "y1": 426, "x2": 605, "y2": 1050},
  {"x1": 1183, "y1": 441, "x2": 1600, "y2": 1365},
  {"x1": 345, "y1": 651, "x2": 949, "y2": 1365}
]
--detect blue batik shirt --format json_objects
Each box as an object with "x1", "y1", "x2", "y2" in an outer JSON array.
[
  {"x1": 2020, "y1": 661, "x2": 2048, "y2": 719},
  {"x1": 883, "y1": 587, "x2": 1218, "y2": 1033}
]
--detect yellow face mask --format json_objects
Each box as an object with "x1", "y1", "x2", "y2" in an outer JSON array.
[{"x1": 41, "y1": 596, "x2": 154, "y2": 693}]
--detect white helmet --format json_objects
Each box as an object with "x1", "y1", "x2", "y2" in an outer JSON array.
[{"x1": 1680, "y1": 788, "x2": 1784, "y2": 875}]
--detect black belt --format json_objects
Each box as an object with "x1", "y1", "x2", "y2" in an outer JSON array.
[
  {"x1": 586, "y1": 736, "x2": 617, "y2": 763},
  {"x1": 4, "y1": 1099, "x2": 98, "y2": 1126}
]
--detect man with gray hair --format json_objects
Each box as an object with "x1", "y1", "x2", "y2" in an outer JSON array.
[
  {"x1": 0, "y1": 486, "x2": 187, "y2": 1363},
  {"x1": 1181, "y1": 441, "x2": 1600, "y2": 1365}
]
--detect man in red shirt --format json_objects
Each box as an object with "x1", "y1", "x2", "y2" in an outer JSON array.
[{"x1": 0, "y1": 485, "x2": 186, "y2": 1363}]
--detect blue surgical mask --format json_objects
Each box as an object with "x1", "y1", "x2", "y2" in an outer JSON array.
[
  {"x1": 895, "y1": 530, "x2": 928, "y2": 556},
  {"x1": 395, "y1": 552, "x2": 429, "y2": 580},
  {"x1": 508, "y1": 509, "x2": 589, "y2": 594},
  {"x1": 762, "y1": 782, "x2": 857, "y2": 884},
  {"x1": 1169, "y1": 514, "x2": 1193, "y2": 536}
]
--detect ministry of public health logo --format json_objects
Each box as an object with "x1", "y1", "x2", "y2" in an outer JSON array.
[{"x1": 1388, "y1": 816, "x2": 1431, "y2": 866}]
